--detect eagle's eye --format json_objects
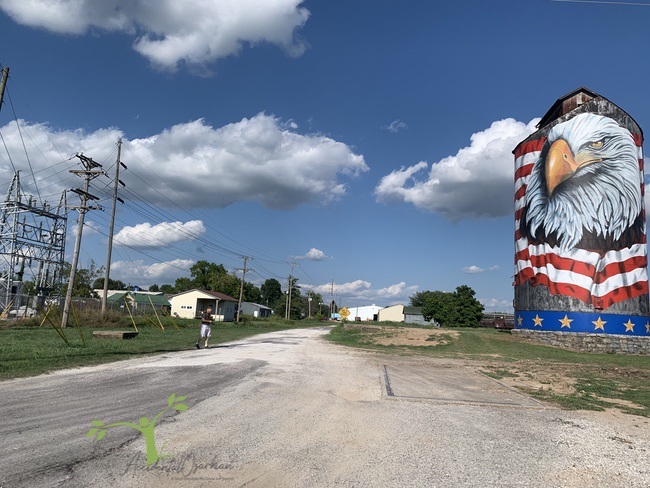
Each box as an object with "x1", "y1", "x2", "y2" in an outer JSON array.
[{"x1": 590, "y1": 140, "x2": 604, "y2": 149}]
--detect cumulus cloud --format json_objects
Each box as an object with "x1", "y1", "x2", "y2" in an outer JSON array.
[
  {"x1": 110, "y1": 258, "x2": 194, "y2": 283},
  {"x1": 70, "y1": 220, "x2": 100, "y2": 238},
  {"x1": 294, "y1": 248, "x2": 327, "y2": 261},
  {"x1": 0, "y1": 0, "x2": 310, "y2": 70},
  {"x1": 114, "y1": 220, "x2": 206, "y2": 249},
  {"x1": 307, "y1": 280, "x2": 418, "y2": 304},
  {"x1": 479, "y1": 297, "x2": 513, "y2": 313},
  {"x1": 382, "y1": 119, "x2": 408, "y2": 133},
  {"x1": 375, "y1": 118, "x2": 540, "y2": 220},
  {"x1": 462, "y1": 264, "x2": 500, "y2": 274},
  {"x1": 463, "y1": 265, "x2": 484, "y2": 274},
  {"x1": 0, "y1": 113, "x2": 368, "y2": 210}
]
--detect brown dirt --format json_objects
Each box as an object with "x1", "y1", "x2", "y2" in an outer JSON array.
[{"x1": 366, "y1": 326, "x2": 458, "y2": 347}]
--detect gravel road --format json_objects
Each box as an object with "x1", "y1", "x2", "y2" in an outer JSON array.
[{"x1": 3, "y1": 326, "x2": 649, "y2": 487}]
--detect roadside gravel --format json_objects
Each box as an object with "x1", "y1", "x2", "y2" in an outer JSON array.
[{"x1": 50, "y1": 326, "x2": 650, "y2": 487}]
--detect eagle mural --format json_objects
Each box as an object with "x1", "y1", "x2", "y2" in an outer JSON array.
[
  {"x1": 522, "y1": 113, "x2": 644, "y2": 252},
  {"x1": 514, "y1": 112, "x2": 649, "y2": 310}
]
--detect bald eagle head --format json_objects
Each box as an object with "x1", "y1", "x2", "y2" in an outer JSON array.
[{"x1": 524, "y1": 113, "x2": 643, "y2": 252}]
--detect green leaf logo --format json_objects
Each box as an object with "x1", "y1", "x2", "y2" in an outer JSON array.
[{"x1": 87, "y1": 393, "x2": 190, "y2": 467}]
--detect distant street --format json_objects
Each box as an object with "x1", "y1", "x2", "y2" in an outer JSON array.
[{"x1": 1, "y1": 326, "x2": 648, "y2": 487}]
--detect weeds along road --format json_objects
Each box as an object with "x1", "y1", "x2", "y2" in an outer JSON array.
[{"x1": 1, "y1": 326, "x2": 648, "y2": 487}]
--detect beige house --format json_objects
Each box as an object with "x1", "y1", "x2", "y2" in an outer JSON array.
[
  {"x1": 169, "y1": 289, "x2": 237, "y2": 322},
  {"x1": 378, "y1": 304, "x2": 406, "y2": 322},
  {"x1": 378, "y1": 304, "x2": 429, "y2": 325}
]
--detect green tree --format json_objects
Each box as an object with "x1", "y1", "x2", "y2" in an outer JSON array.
[
  {"x1": 22, "y1": 280, "x2": 36, "y2": 297},
  {"x1": 174, "y1": 277, "x2": 193, "y2": 293},
  {"x1": 92, "y1": 277, "x2": 127, "y2": 290},
  {"x1": 242, "y1": 281, "x2": 262, "y2": 303},
  {"x1": 190, "y1": 260, "x2": 227, "y2": 290},
  {"x1": 212, "y1": 272, "x2": 241, "y2": 298},
  {"x1": 418, "y1": 285, "x2": 484, "y2": 327},
  {"x1": 159, "y1": 284, "x2": 174, "y2": 294},
  {"x1": 148, "y1": 284, "x2": 160, "y2": 292},
  {"x1": 453, "y1": 285, "x2": 484, "y2": 327},
  {"x1": 297, "y1": 291, "x2": 323, "y2": 318},
  {"x1": 61, "y1": 260, "x2": 102, "y2": 298},
  {"x1": 421, "y1": 290, "x2": 457, "y2": 326},
  {"x1": 274, "y1": 277, "x2": 302, "y2": 319},
  {"x1": 261, "y1": 279, "x2": 283, "y2": 306},
  {"x1": 410, "y1": 290, "x2": 439, "y2": 307}
]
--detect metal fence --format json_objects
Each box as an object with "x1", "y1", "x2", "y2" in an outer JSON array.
[{"x1": 1, "y1": 293, "x2": 170, "y2": 319}]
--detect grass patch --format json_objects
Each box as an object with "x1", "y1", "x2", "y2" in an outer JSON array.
[
  {"x1": 0, "y1": 316, "x2": 320, "y2": 380},
  {"x1": 524, "y1": 371, "x2": 650, "y2": 415},
  {"x1": 327, "y1": 325, "x2": 650, "y2": 416}
]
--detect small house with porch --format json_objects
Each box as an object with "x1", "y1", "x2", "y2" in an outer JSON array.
[{"x1": 169, "y1": 289, "x2": 237, "y2": 322}]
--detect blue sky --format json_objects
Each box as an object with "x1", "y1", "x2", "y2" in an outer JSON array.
[{"x1": 1, "y1": 0, "x2": 650, "y2": 311}]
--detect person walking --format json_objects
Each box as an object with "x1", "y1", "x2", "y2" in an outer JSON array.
[{"x1": 196, "y1": 306, "x2": 214, "y2": 349}]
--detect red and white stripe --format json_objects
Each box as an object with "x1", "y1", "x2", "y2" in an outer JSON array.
[{"x1": 514, "y1": 136, "x2": 648, "y2": 309}]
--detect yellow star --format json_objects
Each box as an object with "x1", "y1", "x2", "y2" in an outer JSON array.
[
  {"x1": 559, "y1": 315, "x2": 573, "y2": 328},
  {"x1": 517, "y1": 316, "x2": 523, "y2": 326},
  {"x1": 592, "y1": 317, "x2": 606, "y2": 331},
  {"x1": 624, "y1": 319, "x2": 635, "y2": 333},
  {"x1": 533, "y1": 314, "x2": 543, "y2": 327}
]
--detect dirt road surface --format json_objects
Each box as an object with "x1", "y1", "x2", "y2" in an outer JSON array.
[{"x1": 2, "y1": 326, "x2": 648, "y2": 487}]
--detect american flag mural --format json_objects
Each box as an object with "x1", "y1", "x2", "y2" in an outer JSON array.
[{"x1": 514, "y1": 113, "x2": 648, "y2": 312}]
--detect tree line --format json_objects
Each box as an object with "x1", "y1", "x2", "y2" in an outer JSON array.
[
  {"x1": 410, "y1": 285, "x2": 484, "y2": 327},
  {"x1": 24, "y1": 259, "x2": 327, "y2": 320}
]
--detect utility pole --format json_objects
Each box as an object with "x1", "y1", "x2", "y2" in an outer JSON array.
[
  {"x1": 0, "y1": 67, "x2": 9, "y2": 115},
  {"x1": 61, "y1": 154, "x2": 103, "y2": 328},
  {"x1": 330, "y1": 279, "x2": 336, "y2": 319},
  {"x1": 285, "y1": 260, "x2": 299, "y2": 319},
  {"x1": 102, "y1": 139, "x2": 126, "y2": 313},
  {"x1": 235, "y1": 256, "x2": 251, "y2": 323}
]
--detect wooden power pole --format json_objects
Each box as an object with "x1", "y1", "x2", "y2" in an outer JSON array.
[
  {"x1": 61, "y1": 154, "x2": 104, "y2": 328},
  {"x1": 102, "y1": 139, "x2": 126, "y2": 313}
]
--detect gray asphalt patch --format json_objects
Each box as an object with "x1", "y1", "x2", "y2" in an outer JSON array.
[{"x1": 382, "y1": 362, "x2": 546, "y2": 408}]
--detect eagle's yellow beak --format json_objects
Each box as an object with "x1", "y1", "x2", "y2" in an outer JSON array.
[{"x1": 545, "y1": 139, "x2": 600, "y2": 195}]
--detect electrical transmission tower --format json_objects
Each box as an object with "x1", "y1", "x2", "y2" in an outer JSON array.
[{"x1": 0, "y1": 171, "x2": 67, "y2": 314}]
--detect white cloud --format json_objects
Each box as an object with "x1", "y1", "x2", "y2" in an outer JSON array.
[
  {"x1": 70, "y1": 219, "x2": 100, "y2": 238},
  {"x1": 114, "y1": 220, "x2": 206, "y2": 249},
  {"x1": 294, "y1": 248, "x2": 327, "y2": 261},
  {"x1": 0, "y1": 113, "x2": 368, "y2": 210},
  {"x1": 383, "y1": 119, "x2": 408, "y2": 133},
  {"x1": 462, "y1": 264, "x2": 500, "y2": 274},
  {"x1": 0, "y1": 0, "x2": 310, "y2": 70},
  {"x1": 110, "y1": 258, "x2": 194, "y2": 283},
  {"x1": 307, "y1": 280, "x2": 418, "y2": 305},
  {"x1": 479, "y1": 297, "x2": 513, "y2": 313},
  {"x1": 463, "y1": 265, "x2": 484, "y2": 274},
  {"x1": 375, "y1": 118, "x2": 540, "y2": 220}
]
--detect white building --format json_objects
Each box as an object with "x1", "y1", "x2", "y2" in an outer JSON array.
[
  {"x1": 169, "y1": 289, "x2": 237, "y2": 322},
  {"x1": 346, "y1": 304, "x2": 382, "y2": 321},
  {"x1": 241, "y1": 302, "x2": 272, "y2": 318}
]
